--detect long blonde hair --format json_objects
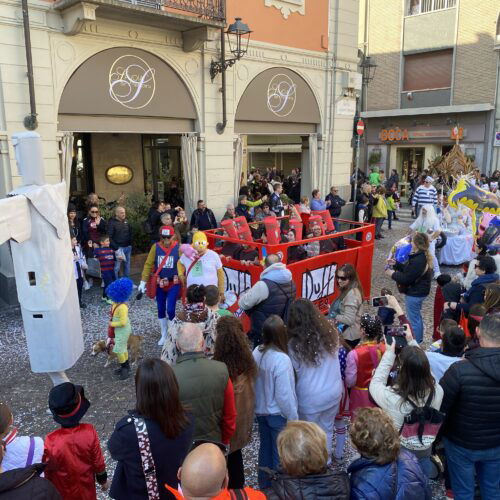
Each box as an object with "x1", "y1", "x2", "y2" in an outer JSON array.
[{"x1": 412, "y1": 232, "x2": 433, "y2": 270}]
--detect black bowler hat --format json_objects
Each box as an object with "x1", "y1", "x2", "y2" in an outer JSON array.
[{"x1": 48, "y1": 383, "x2": 90, "y2": 427}]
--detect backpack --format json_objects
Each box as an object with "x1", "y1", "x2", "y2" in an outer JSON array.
[{"x1": 399, "y1": 393, "x2": 445, "y2": 451}]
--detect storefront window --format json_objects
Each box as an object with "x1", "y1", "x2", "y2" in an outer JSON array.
[{"x1": 70, "y1": 133, "x2": 94, "y2": 199}]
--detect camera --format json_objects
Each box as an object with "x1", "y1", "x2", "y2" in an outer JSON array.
[{"x1": 372, "y1": 296, "x2": 388, "y2": 307}]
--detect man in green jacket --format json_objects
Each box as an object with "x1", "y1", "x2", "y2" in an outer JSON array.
[{"x1": 173, "y1": 324, "x2": 237, "y2": 445}]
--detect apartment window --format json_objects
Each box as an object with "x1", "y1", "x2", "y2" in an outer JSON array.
[
  {"x1": 407, "y1": 0, "x2": 456, "y2": 16},
  {"x1": 403, "y1": 49, "x2": 453, "y2": 91}
]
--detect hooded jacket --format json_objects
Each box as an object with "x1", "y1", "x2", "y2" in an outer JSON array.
[
  {"x1": 264, "y1": 469, "x2": 349, "y2": 500},
  {"x1": 238, "y1": 263, "x2": 296, "y2": 342},
  {"x1": 440, "y1": 347, "x2": 500, "y2": 449},
  {"x1": 455, "y1": 273, "x2": 499, "y2": 316},
  {"x1": 0, "y1": 464, "x2": 61, "y2": 500},
  {"x1": 348, "y1": 450, "x2": 431, "y2": 500}
]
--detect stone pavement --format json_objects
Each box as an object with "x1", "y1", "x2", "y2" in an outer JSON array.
[{"x1": 0, "y1": 212, "x2": 453, "y2": 498}]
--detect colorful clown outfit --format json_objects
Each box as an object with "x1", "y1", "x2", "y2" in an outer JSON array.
[{"x1": 106, "y1": 278, "x2": 134, "y2": 380}]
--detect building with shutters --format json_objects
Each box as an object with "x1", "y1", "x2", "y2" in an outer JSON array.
[
  {"x1": 359, "y1": 0, "x2": 499, "y2": 197},
  {"x1": 0, "y1": 0, "x2": 361, "y2": 304}
]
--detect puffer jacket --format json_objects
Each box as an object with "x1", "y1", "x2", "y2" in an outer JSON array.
[
  {"x1": 264, "y1": 469, "x2": 349, "y2": 500},
  {"x1": 0, "y1": 464, "x2": 61, "y2": 500},
  {"x1": 348, "y1": 450, "x2": 431, "y2": 500},
  {"x1": 440, "y1": 347, "x2": 500, "y2": 450},
  {"x1": 391, "y1": 250, "x2": 431, "y2": 297}
]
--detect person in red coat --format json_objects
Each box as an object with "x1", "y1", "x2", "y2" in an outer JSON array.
[{"x1": 43, "y1": 383, "x2": 108, "y2": 500}]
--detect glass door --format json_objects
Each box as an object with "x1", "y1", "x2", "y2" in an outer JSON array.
[{"x1": 143, "y1": 135, "x2": 184, "y2": 206}]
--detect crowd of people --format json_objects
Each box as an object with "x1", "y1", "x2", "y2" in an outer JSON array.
[{"x1": 1, "y1": 163, "x2": 500, "y2": 500}]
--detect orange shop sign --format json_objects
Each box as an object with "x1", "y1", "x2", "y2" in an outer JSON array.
[{"x1": 379, "y1": 129, "x2": 409, "y2": 141}]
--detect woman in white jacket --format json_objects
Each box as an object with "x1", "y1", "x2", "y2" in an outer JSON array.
[
  {"x1": 253, "y1": 315, "x2": 298, "y2": 490},
  {"x1": 287, "y1": 299, "x2": 343, "y2": 459},
  {"x1": 369, "y1": 304, "x2": 443, "y2": 478}
]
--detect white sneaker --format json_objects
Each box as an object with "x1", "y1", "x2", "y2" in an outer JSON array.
[
  {"x1": 158, "y1": 318, "x2": 168, "y2": 346},
  {"x1": 83, "y1": 280, "x2": 91, "y2": 291},
  {"x1": 434, "y1": 272, "x2": 441, "y2": 280}
]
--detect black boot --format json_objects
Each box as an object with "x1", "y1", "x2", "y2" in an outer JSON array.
[{"x1": 116, "y1": 360, "x2": 130, "y2": 380}]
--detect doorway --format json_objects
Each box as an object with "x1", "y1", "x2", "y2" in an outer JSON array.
[{"x1": 142, "y1": 135, "x2": 183, "y2": 206}]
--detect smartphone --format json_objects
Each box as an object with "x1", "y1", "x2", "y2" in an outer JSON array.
[
  {"x1": 386, "y1": 326, "x2": 406, "y2": 336},
  {"x1": 372, "y1": 296, "x2": 389, "y2": 307},
  {"x1": 385, "y1": 326, "x2": 408, "y2": 349}
]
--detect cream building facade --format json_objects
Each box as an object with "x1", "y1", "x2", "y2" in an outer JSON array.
[{"x1": 0, "y1": 0, "x2": 361, "y2": 303}]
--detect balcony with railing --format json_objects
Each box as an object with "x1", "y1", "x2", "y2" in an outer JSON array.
[{"x1": 53, "y1": 0, "x2": 226, "y2": 48}]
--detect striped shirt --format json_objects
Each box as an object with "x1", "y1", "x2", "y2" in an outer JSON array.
[
  {"x1": 94, "y1": 247, "x2": 115, "y2": 272},
  {"x1": 412, "y1": 185, "x2": 438, "y2": 208}
]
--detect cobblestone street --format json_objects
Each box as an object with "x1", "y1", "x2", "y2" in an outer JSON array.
[{"x1": 0, "y1": 213, "x2": 451, "y2": 498}]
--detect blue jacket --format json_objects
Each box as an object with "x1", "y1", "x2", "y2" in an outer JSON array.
[
  {"x1": 456, "y1": 273, "x2": 498, "y2": 315},
  {"x1": 348, "y1": 450, "x2": 430, "y2": 500}
]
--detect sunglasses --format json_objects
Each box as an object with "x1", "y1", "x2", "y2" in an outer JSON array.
[
  {"x1": 337, "y1": 275, "x2": 348, "y2": 281},
  {"x1": 90, "y1": 210, "x2": 98, "y2": 214}
]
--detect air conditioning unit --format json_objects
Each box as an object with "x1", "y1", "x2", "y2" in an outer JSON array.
[{"x1": 349, "y1": 72, "x2": 362, "y2": 91}]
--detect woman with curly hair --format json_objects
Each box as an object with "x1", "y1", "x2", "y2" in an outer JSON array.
[
  {"x1": 213, "y1": 316, "x2": 257, "y2": 489},
  {"x1": 287, "y1": 299, "x2": 342, "y2": 459},
  {"x1": 348, "y1": 408, "x2": 430, "y2": 499},
  {"x1": 161, "y1": 284, "x2": 219, "y2": 365}
]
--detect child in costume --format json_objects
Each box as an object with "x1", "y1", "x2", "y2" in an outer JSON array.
[
  {"x1": 106, "y1": 278, "x2": 134, "y2": 380},
  {"x1": 345, "y1": 314, "x2": 385, "y2": 418},
  {"x1": 138, "y1": 225, "x2": 181, "y2": 346},
  {"x1": 43, "y1": 383, "x2": 108, "y2": 499},
  {"x1": 178, "y1": 231, "x2": 225, "y2": 301}
]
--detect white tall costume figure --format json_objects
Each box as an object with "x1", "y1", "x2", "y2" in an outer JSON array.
[{"x1": 0, "y1": 132, "x2": 83, "y2": 385}]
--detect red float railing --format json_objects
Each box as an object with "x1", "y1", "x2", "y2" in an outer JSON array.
[{"x1": 205, "y1": 217, "x2": 375, "y2": 328}]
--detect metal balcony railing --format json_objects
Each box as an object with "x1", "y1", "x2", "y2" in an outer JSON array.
[{"x1": 121, "y1": 0, "x2": 225, "y2": 20}]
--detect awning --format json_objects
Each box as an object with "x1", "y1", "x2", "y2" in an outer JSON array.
[
  {"x1": 235, "y1": 67, "x2": 321, "y2": 135},
  {"x1": 58, "y1": 47, "x2": 197, "y2": 132}
]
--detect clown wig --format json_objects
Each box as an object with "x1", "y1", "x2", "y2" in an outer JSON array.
[{"x1": 106, "y1": 278, "x2": 134, "y2": 303}]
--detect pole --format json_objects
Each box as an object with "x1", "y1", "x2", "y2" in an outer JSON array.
[
  {"x1": 353, "y1": 134, "x2": 360, "y2": 220},
  {"x1": 216, "y1": 27, "x2": 227, "y2": 135},
  {"x1": 21, "y1": 0, "x2": 37, "y2": 130}
]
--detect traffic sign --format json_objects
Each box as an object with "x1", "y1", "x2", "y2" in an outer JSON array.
[{"x1": 357, "y1": 119, "x2": 365, "y2": 136}]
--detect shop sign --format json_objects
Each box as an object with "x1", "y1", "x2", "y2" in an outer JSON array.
[
  {"x1": 105, "y1": 165, "x2": 134, "y2": 185},
  {"x1": 493, "y1": 131, "x2": 500, "y2": 147},
  {"x1": 379, "y1": 129, "x2": 410, "y2": 141},
  {"x1": 451, "y1": 127, "x2": 464, "y2": 140}
]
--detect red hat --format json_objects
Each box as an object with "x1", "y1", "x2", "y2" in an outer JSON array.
[{"x1": 160, "y1": 225, "x2": 175, "y2": 238}]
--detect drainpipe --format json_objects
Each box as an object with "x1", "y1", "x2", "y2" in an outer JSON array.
[
  {"x1": 21, "y1": 0, "x2": 38, "y2": 130},
  {"x1": 216, "y1": 27, "x2": 227, "y2": 135}
]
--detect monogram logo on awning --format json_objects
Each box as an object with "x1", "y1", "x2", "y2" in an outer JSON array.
[
  {"x1": 267, "y1": 74, "x2": 297, "y2": 117},
  {"x1": 109, "y1": 55, "x2": 156, "y2": 109}
]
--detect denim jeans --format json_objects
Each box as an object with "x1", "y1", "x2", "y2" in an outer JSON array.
[
  {"x1": 387, "y1": 210, "x2": 394, "y2": 229},
  {"x1": 257, "y1": 415, "x2": 287, "y2": 489},
  {"x1": 405, "y1": 294, "x2": 426, "y2": 343},
  {"x1": 444, "y1": 438, "x2": 500, "y2": 500},
  {"x1": 114, "y1": 245, "x2": 132, "y2": 278},
  {"x1": 333, "y1": 219, "x2": 340, "y2": 232}
]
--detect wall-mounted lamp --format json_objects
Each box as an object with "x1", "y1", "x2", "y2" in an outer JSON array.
[
  {"x1": 210, "y1": 18, "x2": 252, "y2": 134},
  {"x1": 360, "y1": 55, "x2": 377, "y2": 85},
  {"x1": 210, "y1": 18, "x2": 252, "y2": 81}
]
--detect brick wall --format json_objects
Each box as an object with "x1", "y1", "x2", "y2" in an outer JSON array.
[
  {"x1": 453, "y1": 0, "x2": 497, "y2": 105},
  {"x1": 365, "y1": 0, "x2": 402, "y2": 111}
]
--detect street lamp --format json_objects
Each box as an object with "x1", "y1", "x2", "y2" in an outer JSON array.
[
  {"x1": 210, "y1": 17, "x2": 252, "y2": 134},
  {"x1": 360, "y1": 56, "x2": 377, "y2": 85},
  {"x1": 210, "y1": 18, "x2": 252, "y2": 81}
]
